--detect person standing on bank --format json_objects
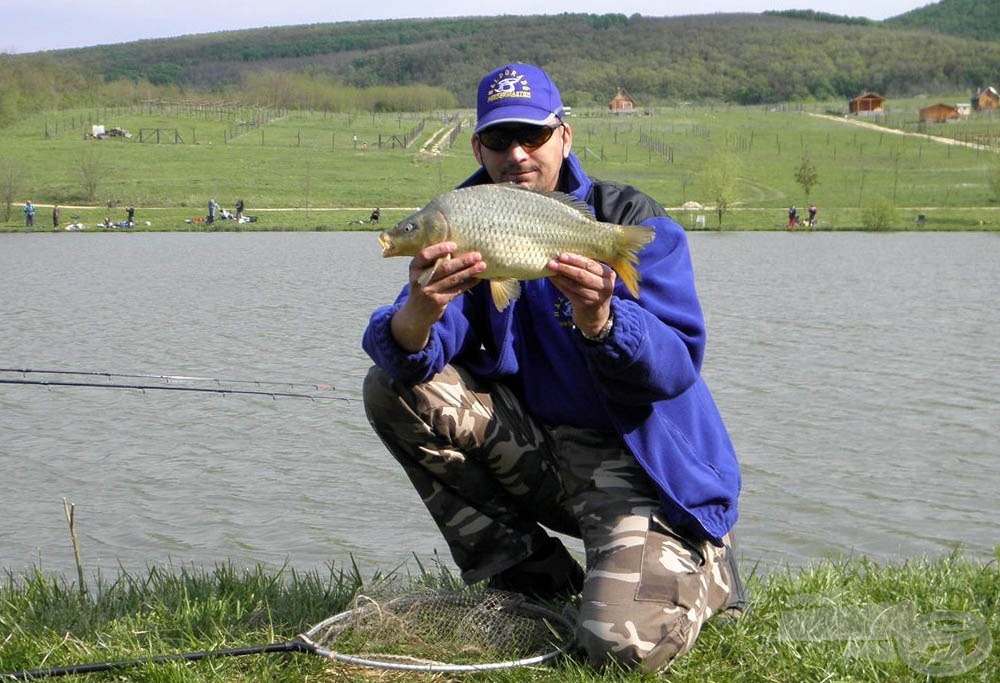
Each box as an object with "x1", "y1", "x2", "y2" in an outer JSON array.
[{"x1": 362, "y1": 62, "x2": 745, "y2": 673}]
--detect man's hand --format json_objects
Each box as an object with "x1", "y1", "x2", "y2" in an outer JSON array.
[
  {"x1": 390, "y1": 242, "x2": 485, "y2": 352},
  {"x1": 548, "y1": 252, "x2": 615, "y2": 338}
]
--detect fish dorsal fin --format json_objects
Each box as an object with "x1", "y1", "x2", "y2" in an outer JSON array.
[
  {"x1": 489, "y1": 278, "x2": 521, "y2": 311},
  {"x1": 543, "y1": 190, "x2": 597, "y2": 220},
  {"x1": 497, "y1": 183, "x2": 596, "y2": 221}
]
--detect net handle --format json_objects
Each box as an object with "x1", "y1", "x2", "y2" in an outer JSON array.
[
  {"x1": 2, "y1": 591, "x2": 577, "y2": 678},
  {"x1": 0, "y1": 640, "x2": 314, "y2": 680}
]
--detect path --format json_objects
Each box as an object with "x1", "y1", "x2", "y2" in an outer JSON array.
[
  {"x1": 419, "y1": 118, "x2": 468, "y2": 157},
  {"x1": 808, "y1": 113, "x2": 997, "y2": 153}
]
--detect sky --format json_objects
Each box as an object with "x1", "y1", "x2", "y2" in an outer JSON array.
[{"x1": 2, "y1": 0, "x2": 932, "y2": 54}]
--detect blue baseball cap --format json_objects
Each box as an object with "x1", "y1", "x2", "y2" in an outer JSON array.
[{"x1": 474, "y1": 63, "x2": 564, "y2": 134}]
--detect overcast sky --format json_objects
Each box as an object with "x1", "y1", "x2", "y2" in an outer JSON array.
[{"x1": 2, "y1": 0, "x2": 932, "y2": 54}]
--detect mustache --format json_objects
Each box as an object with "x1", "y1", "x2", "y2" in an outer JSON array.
[{"x1": 499, "y1": 163, "x2": 539, "y2": 176}]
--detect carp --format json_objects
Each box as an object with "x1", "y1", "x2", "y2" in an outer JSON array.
[{"x1": 378, "y1": 183, "x2": 655, "y2": 310}]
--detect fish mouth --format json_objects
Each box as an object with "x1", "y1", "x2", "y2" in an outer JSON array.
[{"x1": 377, "y1": 232, "x2": 395, "y2": 257}]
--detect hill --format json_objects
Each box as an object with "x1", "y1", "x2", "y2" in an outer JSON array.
[
  {"x1": 1, "y1": 6, "x2": 998, "y2": 125},
  {"x1": 47, "y1": 12, "x2": 1000, "y2": 103},
  {"x1": 884, "y1": 0, "x2": 1000, "y2": 42}
]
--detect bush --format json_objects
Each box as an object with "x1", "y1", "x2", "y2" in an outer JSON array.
[{"x1": 862, "y1": 197, "x2": 897, "y2": 231}]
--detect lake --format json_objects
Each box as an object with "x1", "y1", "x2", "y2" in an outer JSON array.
[{"x1": 1, "y1": 231, "x2": 996, "y2": 580}]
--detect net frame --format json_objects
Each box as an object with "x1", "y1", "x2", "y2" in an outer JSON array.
[{"x1": 300, "y1": 588, "x2": 577, "y2": 672}]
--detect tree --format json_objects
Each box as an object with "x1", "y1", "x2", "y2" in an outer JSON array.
[
  {"x1": 0, "y1": 160, "x2": 22, "y2": 222},
  {"x1": 988, "y1": 162, "x2": 1000, "y2": 203},
  {"x1": 78, "y1": 147, "x2": 106, "y2": 203},
  {"x1": 794, "y1": 155, "x2": 819, "y2": 201},
  {"x1": 700, "y1": 150, "x2": 741, "y2": 229}
]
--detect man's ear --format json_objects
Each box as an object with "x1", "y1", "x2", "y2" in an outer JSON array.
[
  {"x1": 560, "y1": 124, "x2": 573, "y2": 158},
  {"x1": 472, "y1": 136, "x2": 484, "y2": 166}
]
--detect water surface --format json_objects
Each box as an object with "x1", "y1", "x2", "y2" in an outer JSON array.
[{"x1": 1, "y1": 231, "x2": 996, "y2": 578}]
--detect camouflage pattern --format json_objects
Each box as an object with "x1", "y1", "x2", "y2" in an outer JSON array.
[{"x1": 363, "y1": 364, "x2": 742, "y2": 672}]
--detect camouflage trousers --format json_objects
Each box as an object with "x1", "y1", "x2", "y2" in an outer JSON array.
[{"x1": 363, "y1": 364, "x2": 741, "y2": 672}]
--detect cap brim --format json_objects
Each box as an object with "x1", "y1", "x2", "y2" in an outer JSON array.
[{"x1": 474, "y1": 108, "x2": 561, "y2": 134}]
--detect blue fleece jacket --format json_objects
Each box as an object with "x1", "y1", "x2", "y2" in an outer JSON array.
[{"x1": 362, "y1": 154, "x2": 740, "y2": 544}]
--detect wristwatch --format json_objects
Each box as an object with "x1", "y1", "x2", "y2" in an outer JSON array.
[{"x1": 579, "y1": 313, "x2": 614, "y2": 344}]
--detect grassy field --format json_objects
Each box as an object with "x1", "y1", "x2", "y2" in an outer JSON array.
[
  {"x1": 0, "y1": 551, "x2": 996, "y2": 682},
  {"x1": 2, "y1": 97, "x2": 999, "y2": 233}
]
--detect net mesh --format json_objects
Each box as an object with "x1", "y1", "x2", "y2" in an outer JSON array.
[{"x1": 306, "y1": 588, "x2": 574, "y2": 668}]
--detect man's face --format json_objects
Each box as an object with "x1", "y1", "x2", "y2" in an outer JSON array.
[{"x1": 472, "y1": 122, "x2": 573, "y2": 192}]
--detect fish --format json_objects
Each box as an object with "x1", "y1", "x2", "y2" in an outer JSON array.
[{"x1": 378, "y1": 183, "x2": 656, "y2": 311}]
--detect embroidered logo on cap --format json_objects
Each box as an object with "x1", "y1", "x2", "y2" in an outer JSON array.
[{"x1": 487, "y1": 67, "x2": 533, "y2": 103}]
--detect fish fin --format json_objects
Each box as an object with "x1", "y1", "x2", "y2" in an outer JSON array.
[
  {"x1": 417, "y1": 254, "x2": 451, "y2": 286},
  {"x1": 499, "y1": 182, "x2": 596, "y2": 220},
  {"x1": 490, "y1": 278, "x2": 521, "y2": 311},
  {"x1": 610, "y1": 225, "x2": 656, "y2": 298},
  {"x1": 542, "y1": 191, "x2": 597, "y2": 219}
]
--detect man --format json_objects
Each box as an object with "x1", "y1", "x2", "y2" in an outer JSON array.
[{"x1": 362, "y1": 62, "x2": 745, "y2": 672}]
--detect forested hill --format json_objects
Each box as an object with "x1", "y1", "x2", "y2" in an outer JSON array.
[
  {"x1": 884, "y1": 0, "x2": 1000, "y2": 42},
  {"x1": 42, "y1": 14, "x2": 1000, "y2": 102},
  {"x1": 767, "y1": 0, "x2": 1000, "y2": 41},
  {"x1": 2, "y1": 6, "x2": 998, "y2": 120}
]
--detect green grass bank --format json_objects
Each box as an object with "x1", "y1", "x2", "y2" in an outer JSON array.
[
  {"x1": 2, "y1": 98, "x2": 999, "y2": 233},
  {"x1": 0, "y1": 551, "x2": 996, "y2": 681}
]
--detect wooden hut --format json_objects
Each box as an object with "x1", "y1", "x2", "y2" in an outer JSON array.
[
  {"x1": 849, "y1": 92, "x2": 886, "y2": 114},
  {"x1": 971, "y1": 87, "x2": 999, "y2": 111},
  {"x1": 920, "y1": 103, "x2": 960, "y2": 123},
  {"x1": 609, "y1": 87, "x2": 636, "y2": 113}
]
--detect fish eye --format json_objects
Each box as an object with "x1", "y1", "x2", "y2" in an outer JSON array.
[{"x1": 402, "y1": 222, "x2": 416, "y2": 233}]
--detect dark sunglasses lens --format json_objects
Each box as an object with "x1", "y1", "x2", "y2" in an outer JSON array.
[
  {"x1": 479, "y1": 126, "x2": 555, "y2": 151},
  {"x1": 520, "y1": 127, "x2": 555, "y2": 149}
]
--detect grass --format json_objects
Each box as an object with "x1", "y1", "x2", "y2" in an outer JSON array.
[
  {"x1": 0, "y1": 551, "x2": 996, "y2": 682},
  {"x1": 2, "y1": 98, "x2": 999, "y2": 232}
]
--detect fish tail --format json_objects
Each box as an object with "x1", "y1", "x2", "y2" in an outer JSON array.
[{"x1": 611, "y1": 225, "x2": 655, "y2": 297}]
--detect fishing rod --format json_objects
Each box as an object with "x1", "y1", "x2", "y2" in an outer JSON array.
[
  {"x1": 0, "y1": 378, "x2": 349, "y2": 401},
  {"x1": 0, "y1": 367, "x2": 335, "y2": 391}
]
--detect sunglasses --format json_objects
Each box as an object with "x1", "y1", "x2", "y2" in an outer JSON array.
[{"x1": 477, "y1": 123, "x2": 562, "y2": 152}]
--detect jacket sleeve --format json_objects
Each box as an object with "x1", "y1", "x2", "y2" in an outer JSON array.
[
  {"x1": 579, "y1": 216, "x2": 706, "y2": 405},
  {"x1": 362, "y1": 291, "x2": 470, "y2": 385},
  {"x1": 362, "y1": 285, "x2": 516, "y2": 385}
]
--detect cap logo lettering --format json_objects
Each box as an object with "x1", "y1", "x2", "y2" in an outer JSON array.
[{"x1": 487, "y1": 70, "x2": 532, "y2": 104}]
